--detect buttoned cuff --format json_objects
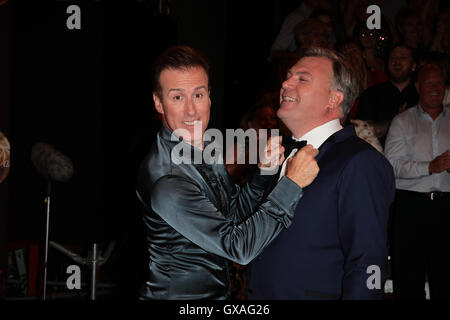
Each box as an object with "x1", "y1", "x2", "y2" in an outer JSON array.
[{"x1": 419, "y1": 161, "x2": 431, "y2": 176}]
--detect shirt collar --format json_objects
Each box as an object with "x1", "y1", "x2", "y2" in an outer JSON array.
[
  {"x1": 293, "y1": 119, "x2": 343, "y2": 149},
  {"x1": 416, "y1": 103, "x2": 446, "y2": 118}
]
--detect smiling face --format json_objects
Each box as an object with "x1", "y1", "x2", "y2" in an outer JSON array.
[
  {"x1": 153, "y1": 66, "x2": 211, "y2": 148},
  {"x1": 277, "y1": 56, "x2": 342, "y2": 137},
  {"x1": 418, "y1": 64, "x2": 446, "y2": 112}
]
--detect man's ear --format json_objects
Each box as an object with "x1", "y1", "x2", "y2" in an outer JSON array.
[
  {"x1": 328, "y1": 90, "x2": 344, "y2": 110},
  {"x1": 411, "y1": 63, "x2": 417, "y2": 73},
  {"x1": 153, "y1": 92, "x2": 164, "y2": 115}
]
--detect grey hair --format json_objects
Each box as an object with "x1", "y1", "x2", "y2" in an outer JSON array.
[{"x1": 300, "y1": 47, "x2": 359, "y2": 118}]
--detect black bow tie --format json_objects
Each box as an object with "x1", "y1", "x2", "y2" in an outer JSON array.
[{"x1": 283, "y1": 137, "x2": 307, "y2": 158}]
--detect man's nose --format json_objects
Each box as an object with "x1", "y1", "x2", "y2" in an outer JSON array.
[
  {"x1": 282, "y1": 77, "x2": 294, "y2": 89},
  {"x1": 185, "y1": 98, "x2": 196, "y2": 115}
]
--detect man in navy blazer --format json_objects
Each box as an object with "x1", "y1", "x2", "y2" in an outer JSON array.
[{"x1": 247, "y1": 47, "x2": 396, "y2": 300}]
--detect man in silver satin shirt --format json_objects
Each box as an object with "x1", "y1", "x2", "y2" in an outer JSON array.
[{"x1": 136, "y1": 45, "x2": 319, "y2": 300}]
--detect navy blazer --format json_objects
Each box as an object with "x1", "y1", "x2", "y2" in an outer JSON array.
[{"x1": 247, "y1": 125, "x2": 396, "y2": 300}]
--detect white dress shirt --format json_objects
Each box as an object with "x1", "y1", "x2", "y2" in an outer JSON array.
[
  {"x1": 444, "y1": 87, "x2": 450, "y2": 106},
  {"x1": 385, "y1": 104, "x2": 450, "y2": 192},
  {"x1": 279, "y1": 119, "x2": 343, "y2": 180}
]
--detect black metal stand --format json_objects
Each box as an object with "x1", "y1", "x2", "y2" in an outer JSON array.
[
  {"x1": 40, "y1": 181, "x2": 115, "y2": 300},
  {"x1": 47, "y1": 241, "x2": 115, "y2": 300},
  {"x1": 42, "y1": 181, "x2": 51, "y2": 300}
]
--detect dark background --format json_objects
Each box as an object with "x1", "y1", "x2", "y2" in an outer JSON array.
[
  {"x1": 1, "y1": 0, "x2": 299, "y2": 298},
  {"x1": 0, "y1": 0, "x2": 12, "y2": 296}
]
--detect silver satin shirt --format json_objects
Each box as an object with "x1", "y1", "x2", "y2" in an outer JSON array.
[{"x1": 136, "y1": 125, "x2": 303, "y2": 299}]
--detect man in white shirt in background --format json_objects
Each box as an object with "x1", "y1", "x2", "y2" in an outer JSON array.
[{"x1": 385, "y1": 62, "x2": 450, "y2": 300}]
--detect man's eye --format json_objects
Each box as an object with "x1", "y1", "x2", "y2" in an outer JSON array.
[
  {"x1": 300, "y1": 78, "x2": 308, "y2": 82},
  {"x1": 195, "y1": 93, "x2": 203, "y2": 99},
  {"x1": 173, "y1": 95, "x2": 182, "y2": 101}
]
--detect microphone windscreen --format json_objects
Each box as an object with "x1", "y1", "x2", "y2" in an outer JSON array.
[
  {"x1": 31, "y1": 142, "x2": 52, "y2": 179},
  {"x1": 47, "y1": 149, "x2": 74, "y2": 182},
  {"x1": 31, "y1": 142, "x2": 74, "y2": 182}
]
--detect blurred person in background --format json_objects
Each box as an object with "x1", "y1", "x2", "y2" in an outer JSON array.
[
  {"x1": 429, "y1": 4, "x2": 450, "y2": 56},
  {"x1": 226, "y1": 93, "x2": 280, "y2": 186},
  {"x1": 385, "y1": 62, "x2": 450, "y2": 299},
  {"x1": 0, "y1": 131, "x2": 10, "y2": 184},
  {"x1": 356, "y1": 44, "x2": 419, "y2": 146},
  {"x1": 270, "y1": 0, "x2": 333, "y2": 58}
]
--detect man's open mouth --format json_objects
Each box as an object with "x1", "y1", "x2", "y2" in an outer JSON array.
[
  {"x1": 282, "y1": 95, "x2": 298, "y2": 102},
  {"x1": 184, "y1": 120, "x2": 200, "y2": 125}
]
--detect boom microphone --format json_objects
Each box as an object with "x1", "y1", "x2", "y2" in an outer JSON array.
[{"x1": 31, "y1": 142, "x2": 74, "y2": 182}]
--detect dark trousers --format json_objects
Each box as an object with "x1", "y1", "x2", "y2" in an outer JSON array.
[{"x1": 391, "y1": 189, "x2": 450, "y2": 299}]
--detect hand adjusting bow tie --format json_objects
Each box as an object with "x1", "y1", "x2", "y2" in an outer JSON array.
[{"x1": 283, "y1": 137, "x2": 307, "y2": 158}]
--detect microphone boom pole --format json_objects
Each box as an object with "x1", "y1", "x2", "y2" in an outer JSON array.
[
  {"x1": 31, "y1": 142, "x2": 73, "y2": 300},
  {"x1": 43, "y1": 181, "x2": 51, "y2": 300}
]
